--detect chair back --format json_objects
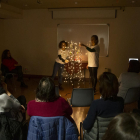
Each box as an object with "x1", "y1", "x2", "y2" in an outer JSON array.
[
  {"x1": 84, "y1": 116, "x2": 113, "y2": 140},
  {"x1": 124, "y1": 87, "x2": 140, "y2": 104},
  {"x1": 27, "y1": 116, "x2": 78, "y2": 140},
  {"x1": 71, "y1": 88, "x2": 94, "y2": 107}
]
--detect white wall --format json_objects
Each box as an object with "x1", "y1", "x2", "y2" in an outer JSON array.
[{"x1": 2, "y1": 7, "x2": 140, "y2": 78}]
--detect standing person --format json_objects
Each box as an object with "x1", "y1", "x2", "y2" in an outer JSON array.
[
  {"x1": 52, "y1": 41, "x2": 69, "y2": 90},
  {"x1": 80, "y1": 35, "x2": 100, "y2": 93},
  {"x1": 1, "y1": 49, "x2": 28, "y2": 88}
]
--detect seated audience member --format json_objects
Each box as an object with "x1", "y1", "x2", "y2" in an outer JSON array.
[
  {"x1": 1, "y1": 49, "x2": 27, "y2": 87},
  {"x1": 102, "y1": 113, "x2": 140, "y2": 140},
  {"x1": 118, "y1": 60, "x2": 140, "y2": 99},
  {"x1": 83, "y1": 72, "x2": 124, "y2": 130},
  {"x1": 0, "y1": 75, "x2": 26, "y2": 122},
  {"x1": 27, "y1": 77, "x2": 74, "y2": 123}
]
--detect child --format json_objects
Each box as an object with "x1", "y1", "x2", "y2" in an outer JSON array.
[
  {"x1": 52, "y1": 41, "x2": 69, "y2": 90},
  {"x1": 80, "y1": 35, "x2": 100, "y2": 93}
]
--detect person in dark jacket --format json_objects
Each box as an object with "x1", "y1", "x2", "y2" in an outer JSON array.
[{"x1": 83, "y1": 72, "x2": 124, "y2": 130}]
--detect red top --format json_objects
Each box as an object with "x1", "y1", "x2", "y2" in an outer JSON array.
[
  {"x1": 2, "y1": 58, "x2": 18, "y2": 71},
  {"x1": 27, "y1": 97, "x2": 74, "y2": 122}
]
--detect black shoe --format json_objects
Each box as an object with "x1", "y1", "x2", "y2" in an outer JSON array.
[
  {"x1": 20, "y1": 82, "x2": 28, "y2": 88},
  {"x1": 59, "y1": 84, "x2": 64, "y2": 90}
]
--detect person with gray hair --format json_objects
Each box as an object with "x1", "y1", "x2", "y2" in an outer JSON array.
[{"x1": 27, "y1": 77, "x2": 74, "y2": 123}]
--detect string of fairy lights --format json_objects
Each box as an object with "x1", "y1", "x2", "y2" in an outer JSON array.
[{"x1": 62, "y1": 41, "x2": 85, "y2": 88}]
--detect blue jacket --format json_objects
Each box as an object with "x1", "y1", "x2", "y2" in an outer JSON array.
[{"x1": 27, "y1": 116, "x2": 78, "y2": 140}]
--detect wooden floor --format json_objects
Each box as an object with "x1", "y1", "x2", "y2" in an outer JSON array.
[{"x1": 7, "y1": 77, "x2": 101, "y2": 137}]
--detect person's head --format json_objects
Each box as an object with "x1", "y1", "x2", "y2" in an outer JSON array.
[
  {"x1": 102, "y1": 113, "x2": 140, "y2": 140},
  {"x1": 36, "y1": 77, "x2": 58, "y2": 102},
  {"x1": 59, "y1": 41, "x2": 68, "y2": 51},
  {"x1": 91, "y1": 35, "x2": 98, "y2": 46},
  {"x1": 99, "y1": 72, "x2": 119, "y2": 100},
  {"x1": 2, "y1": 49, "x2": 11, "y2": 60},
  {"x1": 128, "y1": 60, "x2": 140, "y2": 73}
]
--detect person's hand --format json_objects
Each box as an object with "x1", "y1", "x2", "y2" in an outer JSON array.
[
  {"x1": 20, "y1": 105, "x2": 26, "y2": 113},
  {"x1": 65, "y1": 60, "x2": 69, "y2": 63},
  {"x1": 86, "y1": 65, "x2": 88, "y2": 69},
  {"x1": 7, "y1": 91, "x2": 11, "y2": 96}
]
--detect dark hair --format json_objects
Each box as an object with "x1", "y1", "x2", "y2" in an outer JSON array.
[
  {"x1": 36, "y1": 77, "x2": 59, "y2": 102},
  {"x1": 102, "y1": 113, "x2": 140, "y2": 140},
  {"x1": 91, "y1": 35, "x2": 98, "y2": 45},
  {"x1": 59, "y1": 40, "x2": 68, "y2": 48},
  {"x1": 128, "y1": 60, "x2": 140, "y2": 73},
  {"x1": 99, "y1": 72, "x2": 119, "y2": 100},
  {"x1": 2, "y1": 49, "x2": 11, "y2": 61}
]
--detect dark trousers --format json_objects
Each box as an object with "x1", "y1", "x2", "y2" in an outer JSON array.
[
  {"x1": 52, "y1": 62, "x2": 64, "y2": 85},
  {"x1": 10, "y1": 66, "x2": 24, "y2": 82},
  {"x1": 88, "y1": 67, "x2": 98, "y2": 91}
]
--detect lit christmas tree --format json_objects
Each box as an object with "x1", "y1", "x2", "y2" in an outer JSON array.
[{"x1": 63, "y1": 41, "x2": 84, "y2": 88}]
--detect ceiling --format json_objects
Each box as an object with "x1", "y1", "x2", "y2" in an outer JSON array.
[{"x1": 1, "y1": 0, "x2": 140, "y2": 9}]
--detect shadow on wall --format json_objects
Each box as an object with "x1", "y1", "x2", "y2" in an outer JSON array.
[{"x1": 98, "y1": 38, "x2": 106, "y2": 57}]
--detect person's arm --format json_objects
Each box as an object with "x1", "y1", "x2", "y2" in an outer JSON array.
[
  {"x1": 8, "y1": 95, "x2": 21, "y2": 111},
  {"x1": 58, "y1": 49, "x2": 69, "y2": 63},
  {"x1": 2, "y1": 93, "x2": 21, "y2": 111},
  {"x1": 2, "y1": 82, "x2": 21, "y2": 111},
  {"x1": 2, "y1": 59, "x2": 13, "y2": 69},
  {"x1": 83, "y1": 101, "x2": 97, "y2": 130},
  {"x1": 58, "y1": 55, "x2": 65, "y2": 62},
  {"x1": 81, "y1": 44, "x2": 96, "y2": 52}
]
